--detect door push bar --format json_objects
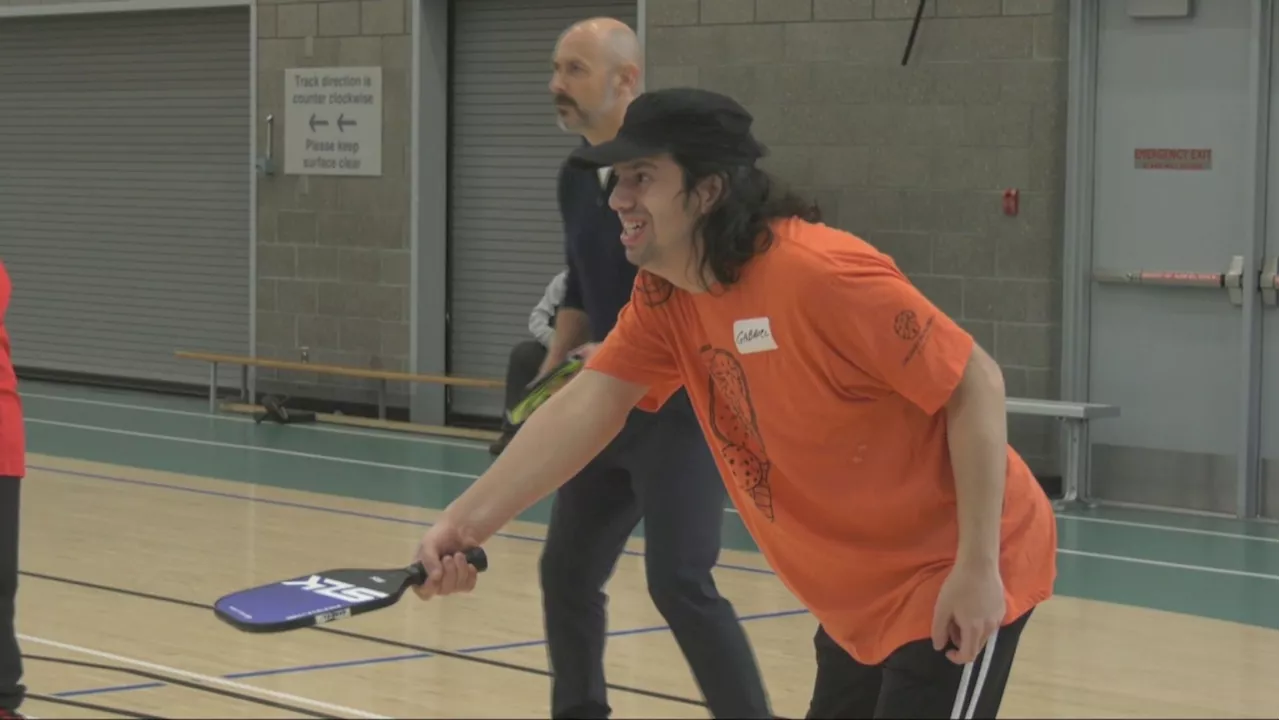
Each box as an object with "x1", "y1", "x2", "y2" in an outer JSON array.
[
  {"x1": 1092, "y1": 255, "x2": 1280, "y2": 308},
  {"x1": 1092, "y1": 255, "x2": 1244, "y2": 305}
]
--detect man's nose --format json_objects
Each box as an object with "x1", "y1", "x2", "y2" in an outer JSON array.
[{"x1": 608, "y1": 183, "x2": 632, "y2": 211}]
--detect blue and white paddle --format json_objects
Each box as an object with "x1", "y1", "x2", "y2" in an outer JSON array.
[{"x1": 213, "y1": 548, "x2": 489, "y2": 633}]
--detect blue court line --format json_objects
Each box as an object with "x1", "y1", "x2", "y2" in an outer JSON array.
[
  {"x1": 54, "y1": 681, "x2": 161, "y2": 698},
  {"x1": 50, "y1": 608, "x2": 810, "y2": 699},
  {"x1": 27, "y1": 464, "x2": 776, "y2": 577}
]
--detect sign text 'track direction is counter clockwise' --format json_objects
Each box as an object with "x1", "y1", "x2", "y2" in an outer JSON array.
[{"x1": 284, "y1": 66, "x2": 383, "y2": 177}]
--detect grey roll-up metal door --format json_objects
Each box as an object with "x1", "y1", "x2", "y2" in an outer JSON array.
[
  {"x1": 0, "y1": 8, "x2": 251, "y2": 388},
  {"x1": 448, "y1": 0, "x2": 637, "y2": 419}
]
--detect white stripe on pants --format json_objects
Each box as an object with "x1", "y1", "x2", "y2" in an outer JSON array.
[{"x1": 949, "y1": 628, "x2": 999, "y2": 720}]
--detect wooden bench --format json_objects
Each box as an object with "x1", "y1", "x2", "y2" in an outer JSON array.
[
  {"x1": 175, "y1": 350, "x2": 505, "y2": 441},
  {"x1": 176, "y1": 350, "x2": 1119, "y2": 494},
  {"x1": 1006, "y1": 398, "x2": 1120, "y2": 510},
  {"x1": 215, "y1": 401, "x2": 502, "y2": 441}
]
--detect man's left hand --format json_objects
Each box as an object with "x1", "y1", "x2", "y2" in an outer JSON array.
[
  {"x1": 571, "y1": 343, "x2": 601, "y2": 362},
  {"x1": 930, "y1": 560, "x2": 1006, "y2": 665}
]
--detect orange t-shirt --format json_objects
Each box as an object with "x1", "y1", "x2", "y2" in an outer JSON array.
[{"x1": 586, "y1": 217, "x2": 1057, "y2": 665}]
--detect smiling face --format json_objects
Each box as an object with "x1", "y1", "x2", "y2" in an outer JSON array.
[{"x1": 607, "y1": 153, "x2": 723, "y2": 287}]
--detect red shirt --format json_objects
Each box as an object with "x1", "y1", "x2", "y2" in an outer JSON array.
[{"x1": 0, "y1": 261, "x2": 25, "y2": 478}]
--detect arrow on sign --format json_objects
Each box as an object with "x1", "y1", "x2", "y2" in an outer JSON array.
[
  {"x1": 338, "y1": 114, "x2": 357, "y2": 132},
  {"x1": 309, "y1": 114, "x2": 329, "y2": 132}
]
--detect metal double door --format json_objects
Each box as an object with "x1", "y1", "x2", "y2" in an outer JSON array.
[{"x1": 1083, "y1": 0, "x2": 1277, "y2": 518}]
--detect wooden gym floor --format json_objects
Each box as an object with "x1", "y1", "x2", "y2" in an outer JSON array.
[{"x1": 10, "y1": 380, "x2": 1280, "y2": 718}]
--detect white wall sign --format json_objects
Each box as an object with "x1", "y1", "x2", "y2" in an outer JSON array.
[{"x1": 284, "y1": 66, "x2": 382, "y2": 177}]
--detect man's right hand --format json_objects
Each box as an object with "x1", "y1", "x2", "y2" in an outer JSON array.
[
  {"x1": 539, "y1": 307, "x2": 589, "y2": 379},
  {"x1": 536, "y1": 353, "x2": 567, "y2": 380},
  {"x1": 412, "y1": 521, "x2": 481, "y2": 601},
  {"x1": 535, "y1": 343, "x2": 596, "y2": 383}
]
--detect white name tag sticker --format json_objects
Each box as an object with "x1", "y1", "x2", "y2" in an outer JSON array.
[{"x1": 733, "y1": 317, "x2": 778, "y2": 355}]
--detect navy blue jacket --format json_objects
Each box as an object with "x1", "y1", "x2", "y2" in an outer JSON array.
[
  {"x1": 556, "y1": 160, "x2": 634, "y2": 342},
  {"x1": 554, "y1": 155, "x2": 698, "y2": 429}
]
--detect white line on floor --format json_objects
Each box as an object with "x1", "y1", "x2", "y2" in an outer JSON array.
[
  {"x1": 32, "y1": 461, "x2": 1279, "y2": 583},
  {"x1": 24, "y1": 394, "x2": 1279, "y2": 544},
  {"x1": 19, "y1": 634, "x2": 387, "y2": 719},
  {"x1": 20, "y1": 391, "x2": 491, "y2": 450},
  {"x1": 25, "y1": 418, "x2": 482, "y2": 481},
  {"x1": 1055, "y1": 548, "x2": 1277, "y2": 580},
  {"x1": 1050, "y1": 514, "x2": 1276, "y2": 543}
]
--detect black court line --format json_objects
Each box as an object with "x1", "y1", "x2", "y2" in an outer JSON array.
[
  {"x1": 23, "y1": 655, "x2": 329, "y2": 718},
  {"x1": 27, "y1": 691, "x2": 163, "y2": 719},
  {"x1": 20, "y1": 569, "x2": 709, "y2": 710}
]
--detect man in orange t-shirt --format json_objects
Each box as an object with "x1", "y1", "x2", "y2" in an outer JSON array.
[{"x1": 412, "y1": 88, "x2": 1057, "y2": 719}]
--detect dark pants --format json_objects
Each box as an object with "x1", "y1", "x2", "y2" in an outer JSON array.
[
  {"x1": 0, "y1": 479, "x2": 22, "y2": 713},
  {"x1": 539, "y1": 393, "x2": 770, "y2": 719},
  {"x1": 493, "y1": 340, "x2": 548, "y2": 454},
  {"x1": 806, "y1": 608, "x2": 1033, "y2": 720},
  {"x1": 503, "y1": 339, "x2": 548, "y2": 414}
]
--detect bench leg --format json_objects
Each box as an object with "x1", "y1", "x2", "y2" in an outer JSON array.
[
  {"x1": 208, "y1": 361, "x2": 218, "y2": 414},
  {"x1": 377, "y1": 379, "x2": 387, "y2": 420},
  {"x1": 1053, "y1": 419, "x2": 1097, "y2": 512}
]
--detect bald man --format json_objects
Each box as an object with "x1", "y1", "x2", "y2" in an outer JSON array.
[{"x1": 532, "y1": 18, "x2": 770, "y2": 719}]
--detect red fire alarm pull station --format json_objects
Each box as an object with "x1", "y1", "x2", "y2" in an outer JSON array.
[{"x1": 1002, "y1": 188, "x2": 1019, "y2": 216}]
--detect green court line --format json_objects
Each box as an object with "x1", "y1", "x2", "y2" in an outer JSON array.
[
  {"x1": 21, "y1": 382, "x2": 1279, "y2": 541},
  {"x1": 18, "y1": 381, "x2": 1280, "y2": 629}
]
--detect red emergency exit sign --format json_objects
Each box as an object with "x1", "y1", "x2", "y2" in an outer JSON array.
[{"x1": 1134, "y1": 147, "x2": 1212, "y2": 170}]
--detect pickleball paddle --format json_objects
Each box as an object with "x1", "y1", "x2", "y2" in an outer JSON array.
[
  {"x1": 504, "y1": 357, "x2": 584, "y2": 427},
  {"x1": 213, "y1": 547, "x2": 488, "y2": 633}
]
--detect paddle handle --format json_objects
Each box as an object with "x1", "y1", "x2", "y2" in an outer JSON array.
[{"x1": 407, "y1": 547, "x2": 489, "y2": 585}]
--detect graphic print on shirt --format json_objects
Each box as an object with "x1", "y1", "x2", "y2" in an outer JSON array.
[
  {"x1": 701, "y1": 346, "x2": 774, "y2": 521},
  {"x1": 894, "y1": 308, "x2": 937, "y2": 366}
]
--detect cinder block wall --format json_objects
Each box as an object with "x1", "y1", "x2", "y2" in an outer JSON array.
[
  {"x1": 645, "y1": 0, "x2": 1071, "y2": 472},
  {"x1": 255, "y1": 0, "x2": 414, "y2": 406},
  {"x1": 0, "y1": 0, "x2": 1072, "y2": 452}
]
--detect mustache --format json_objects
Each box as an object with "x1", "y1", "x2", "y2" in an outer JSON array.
[{"x1": 553, "y1": 94, "x2": 579, "y2": 109}]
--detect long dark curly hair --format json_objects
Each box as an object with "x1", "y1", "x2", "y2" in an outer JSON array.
[{"x1": 675, "y1": 152, "x2": 822, "y2": 292}]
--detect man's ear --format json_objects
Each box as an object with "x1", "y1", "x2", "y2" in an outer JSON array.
[
  {"x1": 615, "y1": 62, "x2": 641, "y2": 95},
  {"x1": 695, "y1": 174, "x2": 725, "y2": 213}
]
